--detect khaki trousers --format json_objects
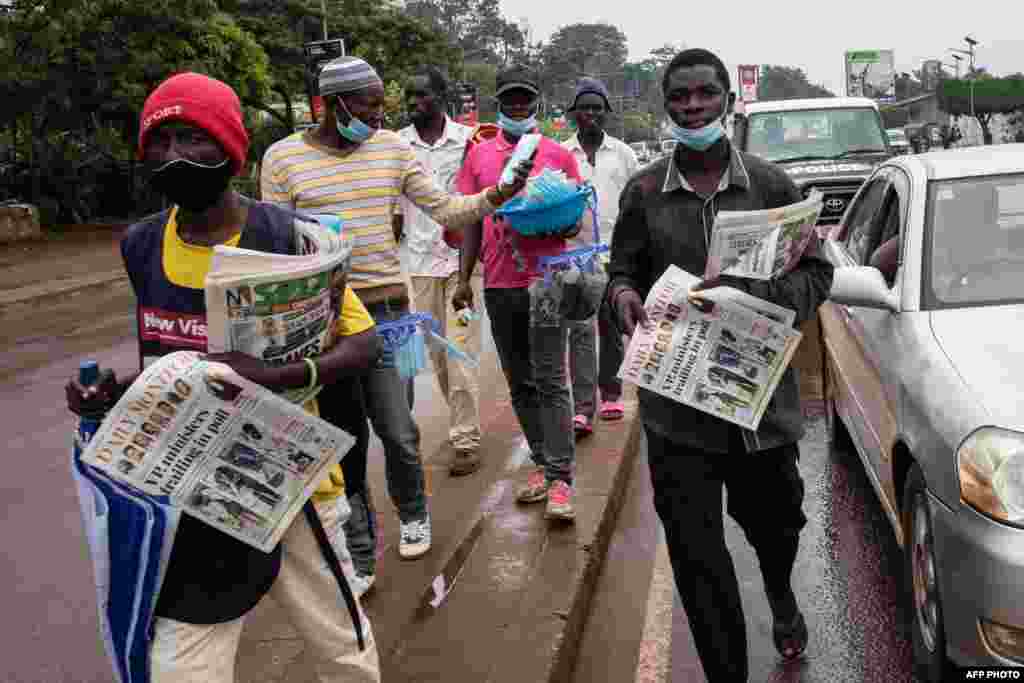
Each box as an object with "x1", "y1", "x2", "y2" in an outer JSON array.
[
  {"x1": 410, "y1": 272, "x2": 482, "y2": 452},
  {"x1": 150, "y1": 496, "x2": 380, "y2": 683}
]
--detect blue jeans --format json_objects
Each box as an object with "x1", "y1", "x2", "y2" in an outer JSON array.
[
  {"x1": 484, "y1": 287, "x2": 575, "y2": 483},
  {"x1": 361, "y1": 300, "x2": 427, "y2": 524},
  {"x1": 569, "y1": 298, "x2": 624, "y2": 418}
]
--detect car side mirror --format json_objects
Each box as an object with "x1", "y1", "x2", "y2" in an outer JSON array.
[{"x1": 829, "y1": 266, "x2": 899, "y2": 312}]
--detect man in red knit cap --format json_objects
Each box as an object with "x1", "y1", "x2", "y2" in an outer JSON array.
[{"x1": 67, "y1": 72, "x2": 381, "y2": 682}]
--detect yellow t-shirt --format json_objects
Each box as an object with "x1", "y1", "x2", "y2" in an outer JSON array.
[{"x1": 163, "y1": 207, "x2": 374, "y2": 501}]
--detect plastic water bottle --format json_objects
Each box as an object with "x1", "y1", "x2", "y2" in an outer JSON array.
[{"x1": 75, "y1": 360, "x2": 105, "y2": 456}]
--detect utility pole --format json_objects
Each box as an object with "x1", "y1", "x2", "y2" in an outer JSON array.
[{"x1": 320, "y1": 0, "x2": 328, "y2": 40}]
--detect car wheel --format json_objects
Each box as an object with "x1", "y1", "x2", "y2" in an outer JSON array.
[{"x1": 902, "y1": 463, "x2": 951, "y2": 681}]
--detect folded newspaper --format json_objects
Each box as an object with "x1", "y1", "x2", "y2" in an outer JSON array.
[
  {"x1": 618, "y1": 265, "x2": 803, "y2": 431},
  {"x1": 79, "y1": 351, "x2": 356, "y2": 552},
  {"x1": 704, "y1": 191, "x2": 823, "y2": 281},
  {"x1": 205, "y1": 215, "x2": 353, "y2": 405}
]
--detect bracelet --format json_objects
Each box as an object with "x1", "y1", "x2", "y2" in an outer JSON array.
[{"x1": 303, "y1": 358, "x2": 319, "y2": 391}]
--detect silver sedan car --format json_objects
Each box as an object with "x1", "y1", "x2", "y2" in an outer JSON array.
[{"x1": 821, "y1": 144, "x2": 1024, "y2": 679}]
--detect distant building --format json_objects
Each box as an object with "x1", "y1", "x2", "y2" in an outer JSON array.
[{"x1": 882, "y1": 91, "x2": 1014, "y2": 147}]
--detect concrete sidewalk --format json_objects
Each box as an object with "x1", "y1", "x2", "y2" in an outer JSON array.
[
  {"x1": 235, "y1": 368, "x2": 642, "y2": 683},
  {"x1": 2, "y1": 232, "x2": 645, "y2": 682}
]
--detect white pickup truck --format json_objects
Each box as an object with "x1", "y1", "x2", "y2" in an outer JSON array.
[{"x1": 733, "y1": 97, "x2": 893, "y2": 232}]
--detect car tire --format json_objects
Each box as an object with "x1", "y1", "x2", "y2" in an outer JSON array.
[{"x1": 902, "y1": 463, "x2": 951, "y2": 682}]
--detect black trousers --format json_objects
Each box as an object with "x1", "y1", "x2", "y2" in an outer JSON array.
[
  {"x1": 645, "y1": 426, "x2": 807, "y2": 682},
  {"x1": 317, "y1": 375, "x2": 378, "y2": 575},
  {"x1": 317, "y1": 375, "x2": 370, "y2": 497}
]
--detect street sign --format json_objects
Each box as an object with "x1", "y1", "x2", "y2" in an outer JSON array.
[
  {"x1": 738, "y1": 65, "x2": 759, "y2": 103},
  {"x1": 453, "y1": 82, "x2": 478, "y2": 126},
  {"x1": 921, "y1": 60, "x2": 942, "y2": 92},
  {"x1": 303, "y1": 39, "x2": 346, "y2": 124},
  {"x1": 303, "y1": 39, "x2": 345, "y2": 63},
  {"x1": 844, "y1": 49, "x2": 895, "y2": 102}
]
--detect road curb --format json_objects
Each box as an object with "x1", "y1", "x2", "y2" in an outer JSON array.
[
  {"x1": 544, "y1": 417, "x2": 643, "y2": 683},
  {"x1": 385, "y1": 396, "x2": 643, "y2": 682},
  {"x1": 0, "y1": 270, "x2": 128, "y2": 310}
]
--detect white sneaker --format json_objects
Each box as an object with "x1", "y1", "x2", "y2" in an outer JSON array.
[
  {"x1": 350, "y1": 573, "x2": 375, "y2": 599},
  {"x1": 399, "y1": 516, "x2": 431, "y2": 559}
]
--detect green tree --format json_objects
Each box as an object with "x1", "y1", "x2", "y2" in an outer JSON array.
[
  {"x1": 939, "y1": 72, "x2": 1024, "y2": 145},
  {"x1": 540, "y1": 23, "x2": 629, "y2": 107},
  {"x1": 404, "y1": 0, "x2": 523, "y2": 67},
  {"x1": 327, "y1": 7, "x2": 459, "y2": 91},
  {"x1": 0, "y1": 0, "x2": 271, "y2": 220},
  {"x1": 231, "y1": 0, "x2": 325, "y2": 130},
  {"x1": 758, "y1": 65, "x2": 834, "y2": 101}
]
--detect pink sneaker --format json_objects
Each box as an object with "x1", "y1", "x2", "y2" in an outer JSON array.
[
  {"x1": 545, "y1": 480, "x2": 575, "y2": 521},
  {"x1": 516, "y1": 468, "x2": 549, "y2": 503}
]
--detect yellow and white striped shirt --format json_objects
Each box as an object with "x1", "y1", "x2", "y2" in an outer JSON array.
[{"x1": 260, "y1": 129, "x2": 495, "y2": 294}]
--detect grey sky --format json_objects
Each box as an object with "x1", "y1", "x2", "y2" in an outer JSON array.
[{"x1": 507, "y1": 1, "x2": 1023, "y2": 97}]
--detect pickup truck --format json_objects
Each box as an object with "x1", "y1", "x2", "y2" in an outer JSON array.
[{"x1": 732, "y1": 97, "x2": 893, "y2": 235}]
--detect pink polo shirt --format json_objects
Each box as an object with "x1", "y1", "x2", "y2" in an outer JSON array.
[{"x1": 456, "y1": 134, "x2": 582, "y2": 289}]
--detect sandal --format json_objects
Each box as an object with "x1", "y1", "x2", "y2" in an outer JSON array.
[
  {"x1": 573, "y1": 414, "x2": 593, "y2": 438},
  {"x1": 772, "y1": 609, "x2": 808, "y2": 660},
  {"x1": 599, "y1": 400, "x2": 625, "y2": 421}
]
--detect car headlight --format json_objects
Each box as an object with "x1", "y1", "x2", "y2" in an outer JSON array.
[{"x1": 958, "y1": 427, "x2": 1024, "y2": 523}]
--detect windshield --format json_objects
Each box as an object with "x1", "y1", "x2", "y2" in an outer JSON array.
[
  {"x1": 745, "y1": 107, "x2": 888, "y2": 162},
  {"x1": 926, "y1": 174, "x2": 1024, "y2": 308}
]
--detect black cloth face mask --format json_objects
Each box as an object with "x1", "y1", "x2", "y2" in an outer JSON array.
[{"x1": 148, "y1": 158, "x2": 234, "y2": 212}]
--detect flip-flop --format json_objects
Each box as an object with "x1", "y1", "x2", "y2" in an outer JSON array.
[
  {"x1": 599, "y1": 401, "x2": 625, "y2": 421},
  {"x1": 573, "y1": 414, "x2": 594, "y2": 437},
  {"x1": 772, "y1": 609, "x2": 808, "y2": 660}
]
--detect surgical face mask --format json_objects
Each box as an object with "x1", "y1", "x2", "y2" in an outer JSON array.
[
  {"x1": 497, "y1": 111, "x2": 537, "y2": 137},
  {"x1": 147, "y1": 157, "x2": 233, "y2": 212},
  {"x1": 335, "y1": 97, "x2": 375, "y2": 144},
  {"x1": 669, "y1": 117, "x2": 726, "y2": 152}
]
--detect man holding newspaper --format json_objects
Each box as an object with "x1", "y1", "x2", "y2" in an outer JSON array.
[
  {"x1": 607, "y1": 49, "x2": 833, "y2": 682},
  {"x1": 260, "y1": 56, "x2": 533, "y2": 583}
]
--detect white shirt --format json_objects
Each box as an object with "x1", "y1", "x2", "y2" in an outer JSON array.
[
  {"x1": 397, "y1": 117, "x2": 473, "y2": 277},
  {"x1": 562, "y1": 132, "x2": 639, "y2": 246}
]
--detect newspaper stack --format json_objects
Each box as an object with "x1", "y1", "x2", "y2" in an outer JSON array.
[
  {"x1": 205, "y1": 216, "x2": 353, "y2": 405},
  {"x1": 618, "y1": 265, "x2": 803, "y2": 431},
  {"x1": 704, "y1": 191, "x2": 823, "y2": 281},
  {"x1": 79, "y1": 351, "x2": 357, "y2": 552}
]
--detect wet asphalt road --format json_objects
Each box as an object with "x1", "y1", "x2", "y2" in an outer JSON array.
[
  {"x1": 574, "y1": 417, "x2": 918, "y2": 682},
  {"x1": 1, "y1": 293, "x2": 916, "y2": 682}
]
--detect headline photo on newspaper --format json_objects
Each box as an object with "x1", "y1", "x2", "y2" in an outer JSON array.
[
  {"x1": 205, "y1": 215, "x2": 353, "y2": 406},
  {"x1": 81, "y1": 215, "x2": 358, "y2": 553},
  {"x1": 704, "y1": 191, "x2": 823, "y2": 281},
  {"x1": 618, "y1": 265, "x2": 803, "y2": 431},
  {"x1": 80, "y1": 351, "x2": 356, "y2": 553}
]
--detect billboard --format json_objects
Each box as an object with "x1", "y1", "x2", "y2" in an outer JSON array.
[
  {"x1": 453, "y1": 82, "x2": 478, "y2": 126},
  {"x1": 738, "y1": 65, "x2": 759, "y2": 103},
  {"x1": 845, "y1": 49, "x2": 895, "y2": 102},
  {"x1": 921, "y1": 59, "x2": 943, "y2": 92}
]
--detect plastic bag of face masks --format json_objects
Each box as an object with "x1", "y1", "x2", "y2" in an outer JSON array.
[
  {"x1": 557, "y1": 264, "x2": 607, "y2": 322},
  {"x1": 528, "y1": 277, "x2": 564, "y2": 328},
  {"x1": 380, "y1": 324, "x2": 430, "y2": 380}
]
